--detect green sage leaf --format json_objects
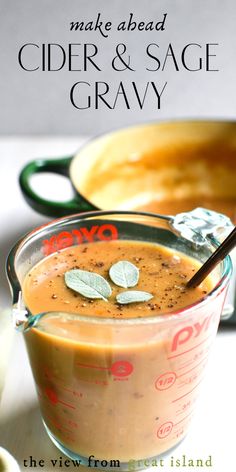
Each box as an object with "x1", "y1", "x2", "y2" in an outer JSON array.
[
  {"x1": 65, "y1": 269, "x2": 112, "y2": 301},
  {"x1": 109, "y1": 261, "x2": 139, "y2": 288},
  {"x1": 116, "y1": 290, "x2": 153, "y2": 305}
]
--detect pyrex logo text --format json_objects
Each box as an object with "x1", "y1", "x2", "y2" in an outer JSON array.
[
  {"x1": 42, "y1": 224, "x2": 118, "y2": 255},
  {"x1": 171, "y1": 311, "x2": 219, "y2": 352}
]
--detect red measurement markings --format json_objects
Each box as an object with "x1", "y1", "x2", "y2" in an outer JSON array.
[
  {"x1": 76, "y1": 360, "x2": 133, "y2": 378},
  {"x1": 176, "y1": 396, "x2": 197, "y2": 416},
  {"x1": 43, "y1": 368, "x2": 63, "y2": 383},
  {"x1": 43, "y1": 366, "x2": 65, "y2": 384},
  {"x1": 167, "y1": 334, "x2": 213, "y2": 360},
  {"x1": 62, "y1": 387, "x2": 83, "y2": 398},
  {"x1": 155, "y1": 372, "x2": 177, "y2": 391},
  {"x1": 42, "y1": 367, "x2": 83, "y2": 397},
  {"x1": 43, "y1": 367, "x2": 53, "y2": 380},
  {"x1": 177, "y1": 346, "x2": 210, "y2": 371},
  {"x1": 45, "y1": 387, "x2": 76, "y2": 410},
  {"x1": 111, "y1": 360, "x2": 133, "y2": 377},
  {"x1": 172, "y1": 378, "x2": 204, "y2": 403},
  {"x1": 64, "y1": 435, "x2": 76, "y2": 444},
  {"x1": 113, "y1": 378, "x2": 129, "y2": 382},
  {"x1": 45, "y1": 415, "x2": 73, "y2": 434},
  {"x1": 177, "y1": 359, "x2": 196, "y2": 371},
  {"x1": 174, "y1": 427, "x2": 184, "y2": 439},
  {"x1": 76, "y1": 377, "x2": 109, "y2": 386},
  {"x1": 173, "y1": 409, "x2": 195, "y2": 427},
  {"x1": 177, "y1": 373, "x2": 200, "y2": 389},
  {"x1": 177, "y1": 354, "x2": 209, "y2": 379},
  {"x1": 67, "y1": 419, "x2": 79, "y2": 429},
  {"x1": 77, "y1": 362, "x2": 109, "y2": 371},
  {"x1": 157, "y1": 421, "x2": 173, "y2": 439}
]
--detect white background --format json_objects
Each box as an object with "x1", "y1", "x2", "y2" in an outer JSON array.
[{"x1": 0, "y1": 0, "x2": 236, "y2": 135}]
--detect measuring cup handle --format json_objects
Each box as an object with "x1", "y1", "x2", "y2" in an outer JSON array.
[{"x1": 19, "y1": 156, "x2": 96, "y2": 218}]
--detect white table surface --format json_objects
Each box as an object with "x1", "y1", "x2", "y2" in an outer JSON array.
[{"x1": 0, "y1": 138, "x2": 236, "y2": 472}]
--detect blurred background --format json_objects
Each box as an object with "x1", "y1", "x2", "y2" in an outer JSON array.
[{"x1": 0, "y1": 0, "x2": 236, "y2": 136}]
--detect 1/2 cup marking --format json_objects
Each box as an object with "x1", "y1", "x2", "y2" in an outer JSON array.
[
  {"x1": 155, "y1": 372, "x2": 177, "y2": 390},
  {"x1": 157, "y1": 421, "x2": 173, "y2": 439}
]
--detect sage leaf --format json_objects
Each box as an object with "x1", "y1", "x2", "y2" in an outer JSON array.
[
  {"x1": 116, "y1": 291, "x2": 153, "y2": 305},
  {"x1": 109, "y1": 261, "x2": 139, "y2": 288},
  {"x1": 65, "y1": 269, "x2": 112, "y2": 301}
]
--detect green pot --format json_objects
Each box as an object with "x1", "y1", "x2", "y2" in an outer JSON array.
[{"x1": 19, "y1": 120, "x2": 236, "y2": 218}]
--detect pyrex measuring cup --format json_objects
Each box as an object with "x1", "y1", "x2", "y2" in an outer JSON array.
[{"x1": 6, "y1": 210, "x2": 232, "y2": 469}]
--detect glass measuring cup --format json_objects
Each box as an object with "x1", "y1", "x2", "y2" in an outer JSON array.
[{"x1": 6, "y1": 211, "x2": 232, "y2": 469}]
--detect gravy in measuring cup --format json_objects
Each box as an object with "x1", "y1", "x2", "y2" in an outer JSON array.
[{"x1": 22, "y1": 239, "x2": 215, "y2": 462}]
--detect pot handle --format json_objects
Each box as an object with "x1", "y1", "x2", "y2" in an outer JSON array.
[{"x1": 19, "y1": 156, "x2": 96, "y2": 217}]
